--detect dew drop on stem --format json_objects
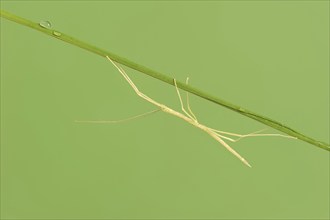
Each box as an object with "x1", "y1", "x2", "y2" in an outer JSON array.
[
  {"x1": 53, "y1": 31, "x2": 61, "y2": 37},
  {"x1": 39, "y1": 21, "x2": 52, "y2": 29}
]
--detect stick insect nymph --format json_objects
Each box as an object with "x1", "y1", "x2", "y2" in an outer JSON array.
[{"x1": 77, "y1": 56, "x2": 296, "y2": 167}]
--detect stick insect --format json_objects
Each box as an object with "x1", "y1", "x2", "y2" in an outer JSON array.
[{"x1": 78, "y1": 56, "x2": 295, "y2": 167}]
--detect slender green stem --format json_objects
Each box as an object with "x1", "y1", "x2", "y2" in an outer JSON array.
[{"x1": 1, "y1": 10, "x2": 329, "y2": 151}]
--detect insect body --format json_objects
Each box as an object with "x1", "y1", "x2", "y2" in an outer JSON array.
[{"x1": 77, "y1": 56, "x2": 296, "y2": 167}]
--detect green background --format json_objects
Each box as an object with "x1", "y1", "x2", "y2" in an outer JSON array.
[{"x1": 1, "y1": 1, "x2": 329, "y2": 219}]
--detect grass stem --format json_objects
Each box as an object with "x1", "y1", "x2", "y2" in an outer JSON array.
[{"x1": 1, "y1": 10, "x2": 329, "y2": 151}]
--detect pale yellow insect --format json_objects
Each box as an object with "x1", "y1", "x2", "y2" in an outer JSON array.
[{"x1": 77, "y1": 56, "x2": 295, "y2": 167}]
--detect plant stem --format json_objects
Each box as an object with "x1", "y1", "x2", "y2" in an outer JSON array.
[{"x1": 1, "y1": 10, "x2": 329, "y2": 151}]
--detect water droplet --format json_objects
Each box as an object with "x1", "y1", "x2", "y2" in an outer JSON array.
[
  {"x1": 39, "y1": 21, "x2": 52, "y2": 29},
  {"x1": 53, "y1": 31, "x2": 62, "y2": 37}
]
